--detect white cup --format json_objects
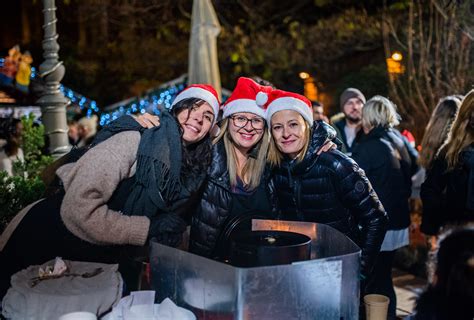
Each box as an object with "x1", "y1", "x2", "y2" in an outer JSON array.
[{"x1": 58, "y1": 311, "x2": 97, "y2": 320}]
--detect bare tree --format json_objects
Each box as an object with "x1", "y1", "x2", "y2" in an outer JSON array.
[{"x1": 382, "y1": 0, "x2": 473, "y2": 139}]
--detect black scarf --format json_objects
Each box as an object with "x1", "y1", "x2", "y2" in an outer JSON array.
[{"x1": 91, "y1": 111, "x2": 189, "y2": 217}]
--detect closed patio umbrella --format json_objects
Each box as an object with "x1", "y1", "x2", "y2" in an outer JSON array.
[{"x1": 188, "y1": 0, "x2": 222, "y2": 98}]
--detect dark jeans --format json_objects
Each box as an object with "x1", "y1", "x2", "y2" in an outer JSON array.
[{"x1": 365, "y1": 250, "x2": 397, "y2": 319}]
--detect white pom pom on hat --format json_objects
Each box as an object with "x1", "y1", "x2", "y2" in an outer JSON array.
[
  {"x1": 255, "y1": 91, "x2": 268, "y2": 107},
  {"x1": 222, "y1": 77, "x2": 273, "y2": 119},
  {"x1": 265, "y1": 89, "x2": 314, "y2": 125}
]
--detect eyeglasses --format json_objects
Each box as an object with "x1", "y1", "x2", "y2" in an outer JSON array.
[{"x1": 230, "y1": 115, "x2": 265, "y2": 130}]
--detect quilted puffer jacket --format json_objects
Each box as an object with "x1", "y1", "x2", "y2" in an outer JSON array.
[
  {"x1": 271, "y1": 121, "x2": 388, "y2": 277},
  {"x1": 188, "y1": 140, "x2": 275, "y2": 258}
]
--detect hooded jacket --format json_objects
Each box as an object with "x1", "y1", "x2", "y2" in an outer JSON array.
[{"x1": 271, "y1": 121, "x2": 388, "y2": 277}]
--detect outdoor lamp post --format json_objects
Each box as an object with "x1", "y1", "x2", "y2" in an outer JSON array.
[{"x1": 37, "y1": 0, "x2": 70, "y2": 158}]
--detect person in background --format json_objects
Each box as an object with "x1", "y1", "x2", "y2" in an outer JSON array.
[
  {"x1": 421, "y1": 89, "x2": 474, "y2": 237},
  {"x1": 0, "y1": 84, "x2": 220, "y2": 298},
  {"x1": 265, "y1": 89, "x2": 388, "y2": 292},
  {"x1": 400, "y1": 128, "x2": 416, "y2": 148},
  {"x1": 352, "y1": 96, "x2": 416, "y2": 319},
  {"x1": 412, "y1": 225, "x2": 474, "y2": 319},
  {"x1": 67, "y1": 119, "x2": 81, "y2": 147},
  {"x1": 331, "y1": 87, "x2": 366, "y2": 155},
  {"x1": 311, "y1": 100, "x2": 329, "y2": 123},
  {"x1": 418, "y1": 96, "x2": 462, "y2": 171},
  {"x1": 77, "y1": 114, "x2": 99, "y2": 147},
  {"x1": 414, "y1": 96, "x2": 461, "y2": 248},
  {"x1": 0, "y1": 118, "x2": 24, "y2": 176}
]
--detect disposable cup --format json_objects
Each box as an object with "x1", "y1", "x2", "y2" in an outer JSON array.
[{"x1": 364, "y1": 294, "x2": 389, "y2": 320}]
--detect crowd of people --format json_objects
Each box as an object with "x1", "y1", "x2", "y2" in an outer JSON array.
[{"x1": 0, "y1": 76, "x2": 473, "y2": 319}]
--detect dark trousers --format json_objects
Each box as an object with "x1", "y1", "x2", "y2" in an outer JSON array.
[{"x1": 365, "y1": 250, "x2": 397, "y2": 319}]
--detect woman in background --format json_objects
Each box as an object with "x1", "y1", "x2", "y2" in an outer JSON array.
[
  {"x1": 418, "y1": 96, "x2": 461, "y2": 170},
  {"x1": 352, "y1": 96, "x2": 415, "y2": 319},
  {"x1": 421, "y1": 90, "x2": 474, "y2": 235}
]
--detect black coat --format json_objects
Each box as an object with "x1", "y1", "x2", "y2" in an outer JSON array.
[
  {"x1": 352, "y1": 127, "x2": 414, "y2": 230},
  {"x1": 188, "y1": 140, "x2": 275, "y2": 259},
  {"x1": 420, "y1": 145, "x2": 474, "y2": 235},
  {"x1": 271, "y1": 122, "x2": 388, "y2": 277},
  {"x1": 332, "y1": 117, "x2": 363, "y2": 154}
]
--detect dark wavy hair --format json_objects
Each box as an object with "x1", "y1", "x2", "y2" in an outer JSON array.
[{"x1": 170, "y1": 98, "x2": 213, "y2": 180}]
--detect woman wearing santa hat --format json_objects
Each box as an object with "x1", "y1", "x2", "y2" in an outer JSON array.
[
  {"x1": 188, "y1": 77, "x2": 276, "y2": 259},
  {"x1": 0, "y1": 84, "x2": 220, "y2": 298},
  {"x1": 265, "y1": 89, "x2": 388, "y2": 287}
]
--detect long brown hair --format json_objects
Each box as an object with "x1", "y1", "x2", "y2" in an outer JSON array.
[
  {"x1": 419, "y1": 96, "x2": 461, "y2": 169},
  {"x1": 441, "y1": 90, "x2": 474, "y2": 170},
  {"x1": 214, "y1": 118, "x2": 270, "y2": 190}
]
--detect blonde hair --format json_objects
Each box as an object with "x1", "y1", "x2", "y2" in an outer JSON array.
[
  {"x1": 267, "y1": 120, "x2": 311, "y2": 167},
  {"x1": 362, "y1": 95, "x2": 400, "y2": 130},
  {"x1": 419, "y1": 96, "x2": 461, "y2": 169},
  {"x1": 214, "y1": 118, "x2": 270, "y2": 190},
  {"x1": 442, "y1": 90, "x2": 474, "y2": 170}
]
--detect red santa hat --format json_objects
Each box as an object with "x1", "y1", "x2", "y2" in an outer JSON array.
[
  {"x1": 265, "y1": 89, "x2": 313, "y2": 125},
  {"x1": 171, "y1": 84, "x2": 220, "y2": 122},
  {"x1": 222, "y1": 77, "x2": 273, "y2": 119}
]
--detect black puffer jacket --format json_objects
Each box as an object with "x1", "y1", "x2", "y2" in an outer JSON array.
[
  {"x1": 189, "y1": 140, "x2": 275, "y2": 258},
  {"x1": 271, "y1": 121, "x2": 388, "y2": 277}
]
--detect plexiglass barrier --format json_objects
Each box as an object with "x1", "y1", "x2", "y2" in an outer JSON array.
[{"x1": 150, "y1": 220, "x2": 361, "y2": 320}]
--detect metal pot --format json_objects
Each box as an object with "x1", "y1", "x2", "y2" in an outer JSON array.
[{"x1": 229, "y1": 230, "x2": 311, "y2": 267}]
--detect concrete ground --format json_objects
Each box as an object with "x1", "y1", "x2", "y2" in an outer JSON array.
[{"x1": 394, "y1": 206, "x2": 429, "y2": 319}]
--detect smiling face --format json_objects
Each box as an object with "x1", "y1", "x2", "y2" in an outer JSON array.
[
  {"x1": 270, "y1": 110, "x2": 308, "y2": 159},
  {"x1": 176, "y1": 101, "x2": 215, "y2": 145},
  {"x1": 228, "y1": 112, "x2": 265, "y2": 154}
]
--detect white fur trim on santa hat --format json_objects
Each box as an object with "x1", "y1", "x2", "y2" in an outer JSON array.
[
  {"x1": 266, "y1": 97, "x2": 314, "y2": 125},
  {"x1": 223, "y1": 99, "x2": 266, "y2": 118},
  {"x1": 171, "y1": 87, "x2": 220, "y2": 121}
]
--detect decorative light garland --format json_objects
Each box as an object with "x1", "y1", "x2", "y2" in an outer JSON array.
[
  {"x1": 1, "y1": 61, "x2": 229, "y2": 125},
  {"x1": 99, "y1": 80, "x2": 186, "y2": 126}
]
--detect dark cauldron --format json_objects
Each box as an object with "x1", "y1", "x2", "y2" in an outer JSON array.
[{"x1": 228, "y1": 230, "x2": 311, "y2": 267}]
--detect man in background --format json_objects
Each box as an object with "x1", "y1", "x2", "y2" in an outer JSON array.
[
  {"x1": 331, "y1": 88, "x2": 366, "y2": 155},
  {"x1": 312, "y1": 101, "x2": 329, "y2": 123}
]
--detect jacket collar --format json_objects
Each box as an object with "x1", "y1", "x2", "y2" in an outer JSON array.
[{"x1": 208, "y1": 140, "x2": 232, "y2": 188}]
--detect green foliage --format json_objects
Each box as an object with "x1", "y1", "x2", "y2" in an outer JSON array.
[
  {"x1": 0, "y1": 172, "x2": 45, "y2": 231},
  {"x1": 0, "y1": 115, "x2": 54, "y2": 232}
]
